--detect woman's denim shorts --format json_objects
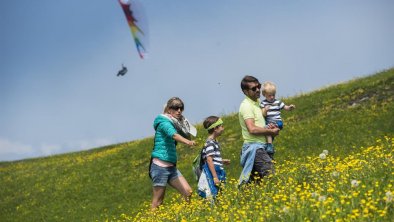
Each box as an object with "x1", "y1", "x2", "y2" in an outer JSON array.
[{"x1": 150, "y1": 162, "x2": 183, "y2": 187}]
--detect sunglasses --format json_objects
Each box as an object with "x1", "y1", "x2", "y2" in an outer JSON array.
[
  {"x1": 249, "y1": 83, "x2": 261, "y2": 92},
  {"x1": 169, "y1": 105, "x2": 184, "y2": 111}
]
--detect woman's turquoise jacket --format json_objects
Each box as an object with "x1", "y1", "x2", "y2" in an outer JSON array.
[{"x1": 151, "y1": 114, "x2": 178, "y2": 164}]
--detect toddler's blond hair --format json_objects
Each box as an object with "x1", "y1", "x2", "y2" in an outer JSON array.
[{"x1": 262, "y1": 81, "x2": 276, "y2": 96}]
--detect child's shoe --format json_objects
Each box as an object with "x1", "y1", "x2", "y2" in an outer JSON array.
[{"x1": 265, "y1": 143, "x2": 275, "y2": 155}]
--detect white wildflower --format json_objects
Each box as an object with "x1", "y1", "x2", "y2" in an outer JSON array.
[
  {"x1": 318, "y1": 195, "x2": 327, "y2": 202},
  {"x1": 332, "y1": 171, "x2": 340, "y2": 177},
  {"x1": 386, "y1": 191, "x2": 393, "y2": 203},
  {"x1": 311, "y1": 192, "x2": 319, "y2": 198},
  {"x1": 323, "y1": 150, "x2": 329, "y2": 155},
  {"x1": 351, "y1": 180, "x2": 359, "y2": 187},
  {"x1": 319, "y1": 153, "x2": 326, "y2": 159}
]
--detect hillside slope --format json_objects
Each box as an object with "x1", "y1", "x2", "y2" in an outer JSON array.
[{"x1": 0, "y1": 69, "x2": 393, "y2": 221}]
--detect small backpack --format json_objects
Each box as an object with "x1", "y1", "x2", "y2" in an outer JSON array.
[{"x1": 192, "y1": 148, "x2": 204, "y2": 181}]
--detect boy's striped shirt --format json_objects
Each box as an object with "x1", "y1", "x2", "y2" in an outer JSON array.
[
  {"x1": 202, "y1": 139, "x2": 223, "y2": 167},
  {"x1": 261, "y1": 99, "x2": 285, "y2": 122}
]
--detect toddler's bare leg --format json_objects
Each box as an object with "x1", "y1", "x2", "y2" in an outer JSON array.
[{"x1": 266, "y1": 135, "x2": 273, "y2": 143}]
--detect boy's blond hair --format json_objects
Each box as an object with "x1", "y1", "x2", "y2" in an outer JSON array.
[{"x1": 262, "y1": 81, "x2": 276, "y2": 96}]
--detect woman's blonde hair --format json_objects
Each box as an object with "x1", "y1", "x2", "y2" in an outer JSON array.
[{"x1": 163, "y1": 97, "x2": 184, "y2": 114}]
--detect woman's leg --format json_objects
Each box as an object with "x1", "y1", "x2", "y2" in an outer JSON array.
[
  {"x1": 169, "y1": 176, "x2": 192, "y2": 201},
  {"x1": 151, "y1": 186, "x2": 166, "y2": 209}
]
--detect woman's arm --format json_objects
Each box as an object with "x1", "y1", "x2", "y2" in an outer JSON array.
[{"x1": 173, "y1": 133, "x2": 196, "y2": 146}]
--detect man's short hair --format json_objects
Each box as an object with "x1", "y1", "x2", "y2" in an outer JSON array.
[{"x1": 241, "y1": 75, "x2": 260, "y2": 91}]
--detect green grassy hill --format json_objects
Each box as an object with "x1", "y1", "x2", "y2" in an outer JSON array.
[{"x1": 1, "y1": 69, "x2": 393, "y2": 221}]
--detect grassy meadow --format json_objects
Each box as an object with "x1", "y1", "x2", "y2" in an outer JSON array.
[{"x1": 0, "y1": 69, "x2": 393, "y2": 221}]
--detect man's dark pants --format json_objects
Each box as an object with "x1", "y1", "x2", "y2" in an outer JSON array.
[{"x1": 249, "y1": 148, "x2": 274, "y2": 183}]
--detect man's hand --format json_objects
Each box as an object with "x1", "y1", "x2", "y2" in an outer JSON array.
[{"x1": 271, "y1": 127, "x2": 280, "y2": 136}]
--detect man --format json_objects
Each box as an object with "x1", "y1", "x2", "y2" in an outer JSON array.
[{"x1": 238, "y1": 75, "x2": 280, "y2": 185}]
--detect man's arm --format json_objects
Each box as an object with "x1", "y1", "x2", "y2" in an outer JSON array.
[{"x1": 244, "y1": 118, "x2": 279, "y2": 136}]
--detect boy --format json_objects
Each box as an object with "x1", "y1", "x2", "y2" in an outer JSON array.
[
  {"x1": 261, "y1": 81, "x2": 296, "y2": 156},
  {"x1": 197, "y1": 116, "x2": 230, "y2": 199}
]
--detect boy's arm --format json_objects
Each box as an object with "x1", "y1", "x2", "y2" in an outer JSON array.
[
  {"x1": 261, "y1": 106, "x2": 269, "y2": 117},
  {"x1": 206, "y1": 156, "x2": 220, "y2": 185},
  {"x1": 284, "y1": 104, "x2": 296, "y2": 111}
]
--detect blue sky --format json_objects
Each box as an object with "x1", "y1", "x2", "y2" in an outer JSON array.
[{"x1": 1, "y1": 0, "x2": 393, "y2": 161}]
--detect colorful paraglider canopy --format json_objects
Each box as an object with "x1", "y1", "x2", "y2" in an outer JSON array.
[{"x1": 118, "y1": 0, "x2": 149, "y2": 59}]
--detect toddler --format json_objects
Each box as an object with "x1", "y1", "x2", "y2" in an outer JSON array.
[{"x1": 261, "y1": 81, "x2": 295, "y2": 156}]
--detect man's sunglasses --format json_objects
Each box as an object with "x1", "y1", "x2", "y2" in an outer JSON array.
[
  {"x1": 249, "y1": 83, "x2": 261, "y2": 92},
  {"x1": 169, "y1": 105, "x2": 184, "y2": 111}
]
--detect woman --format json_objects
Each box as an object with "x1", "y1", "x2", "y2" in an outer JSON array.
[{"x1": 149, "y1": 97, "x2": 196, "y2": 209}]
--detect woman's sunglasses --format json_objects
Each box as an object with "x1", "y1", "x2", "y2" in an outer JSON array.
[
  {"x1": 249, "y1": 83, "x2": 261, "y2": 92},
  {"x1": 169, "y1": 105, "x2": 184, "y2": 111}
]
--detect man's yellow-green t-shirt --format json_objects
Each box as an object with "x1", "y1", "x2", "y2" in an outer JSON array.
[{"x1": 238, "y1": 96, "x2": 267, "y2": 143}]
